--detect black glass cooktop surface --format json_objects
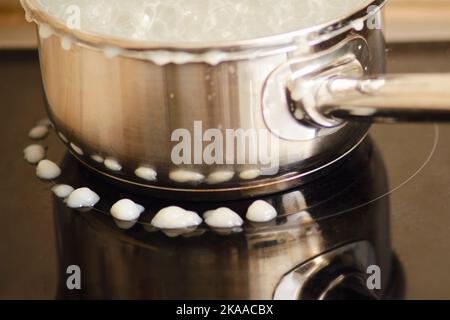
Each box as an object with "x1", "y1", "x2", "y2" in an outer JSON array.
[{"x1": 1, "y1": 43, "x2": 450, "y2": 299}]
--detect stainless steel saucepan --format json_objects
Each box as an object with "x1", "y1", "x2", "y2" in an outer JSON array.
[{"x1": 21, "y1": 0, "x2": 450, "y2": 200}]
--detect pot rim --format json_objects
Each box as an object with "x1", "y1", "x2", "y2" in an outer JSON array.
[{"x1": 22, "y1": 0, "x2": 386, "y2": 53}]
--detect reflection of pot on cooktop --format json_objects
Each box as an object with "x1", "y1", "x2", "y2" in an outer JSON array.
[{"x1": 53, "y1": 138, "x2": 404, "y2": 300}]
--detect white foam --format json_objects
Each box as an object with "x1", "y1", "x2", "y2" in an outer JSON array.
[
  {"x1": 29, "y1": 125, "x2": 49, "y2": 139},
  {"x1": 52, "y1": 184, "x2": 74, "y2": 198},
  {"x1": 151, "y1": 206, "x2": 202, "y2": 229},
  {"x1": 66, "y1": 187, "x2": 100, "y2": 208},
  {"x1": 110, "y1": 199, "x2": 145, "y2": 221},
  {"x1": 23, "y1": 144, "x2": 46, "y2": 164},
  {"x1": 135, "y1": 166, "x2": 157, "y2": 181},
  {"x1": 30, "y1": 0, "x2": 366, "y2": 43},
  {"x1": 104, "y1": 158, "x2": 122, "y2": 171},
  {"x1": 169, "y1": 169, "x2": 204, "y2": 183},
  {"x1": 36, "y1": 159, "x2": 61, "y2": 180},
  {"x1": 246, "y1": 200, "x2": 277, "y2": 222},
  {"x1": 204, "y1": 207, "x2": 243, "y2": 229}
]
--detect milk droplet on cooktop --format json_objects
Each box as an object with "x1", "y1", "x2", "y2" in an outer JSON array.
[
  {"x1": 70, "y1": 143, "x2": 84, "y2": 155},
  {"x1": 204, "y1": 207, "x2": 243, "y2": 229},
  {"x1": 58, "y1": 132, "x2": 68, "y2": 143},
  {"x1": 52, "y1": 184, "x2": 74, "y2": 199},
  {"x1": 91, "y1": 154, "x2": 104, "y2": 163},
  {"x1": 104, "y1": 158, "x2": 122, "y2": 171},
  {"x1": 23, "y1": 144, "x2": 46, "y2": 164},
  {"x1": 151, "y1": 206, "x2": 202, "y2": 229},
  {"x1": 66, "y1": 187, "x2": 100, "y2": 209},
  {"x1": 246, "y1": 200, "x2": 277, "y2": 222},
  {"x1": 206, "y1": 170, "x2": 235, "y2": 184},
  {"x1": 239, "y1": 168, "x2": 261, "y2": 180},
  {"x1": 169, "y1": 169, "x2": 204, "y2": 183},
  {"x1": 29, "y1": 125, "x2": 49, "y2": 139},
  {"x1": 36, "y1": 118, "x2": 52, "y2": 128},
  {"x1": 110, "y1": 199, "x2": 145, "y2": 222},
  {"x1": 36, "y1": 159, "x2": 61, "y2": 180},
  {"x1": 135, "y1": 166, "x2": 157, "y2": 181}
]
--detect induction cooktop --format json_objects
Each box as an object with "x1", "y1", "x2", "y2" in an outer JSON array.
[{"x1": 2, "y1": 43, "x2": 450, "y2": 299}]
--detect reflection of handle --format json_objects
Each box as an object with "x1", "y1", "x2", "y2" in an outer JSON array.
[
  {"x1": 274, "y1": 241, "x2": 379, "y2": 300},
  {"x1": 319, "y1": 273, "x2": 379, "y2": 300},
  {"x1": 292, "y1": 74, "x2": 450, "y2": 128}
]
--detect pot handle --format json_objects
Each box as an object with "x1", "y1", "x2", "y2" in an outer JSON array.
[{"x1": 292, "y1": 73, "x2": 450, "y2": 128}]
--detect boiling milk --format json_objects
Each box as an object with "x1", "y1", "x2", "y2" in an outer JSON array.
[{"x1": 31, "y1": 0, "x2": 366, "y2": 43}]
